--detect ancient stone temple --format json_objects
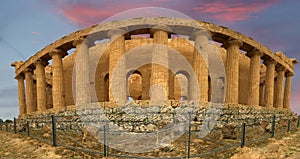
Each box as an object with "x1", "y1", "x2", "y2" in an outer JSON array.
[{"x1": 11, "y1": 17, "x2": 297, "y2": 117}]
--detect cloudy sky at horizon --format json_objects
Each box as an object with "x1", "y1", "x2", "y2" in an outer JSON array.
[{"x1": 0, "y1": 0, "x2": 299, "y2": 119}]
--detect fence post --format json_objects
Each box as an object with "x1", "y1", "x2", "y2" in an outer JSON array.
[
  {"x1": 51, "y1": 115, "x2": 57, "y2": 146},
  {"x1": 14, "y1": 117, "x2": 17, "y2": 134},
  {"x1": 5, "y1": 122, "x2": 8, "y2": 132},
  {"x1": 106, "y1": 123, "x2": 109, "y2": 156},
  {"x1": 241, "y1": 123, "x2": 246, "y2": 148},
  {"x1": 271, "y1": 115, "x2": 275, "y2": 138},
  {"x1": 103, "y1": 124, "x2": 107, "y2": 157},
  {"x1": 187, "y1": 113, "x2": 191, "y2": 159},
  {"x1": 287, "y1": 119, "x2": 290, "y2": 132},
  {"x1": 27, "y1": 121, "x2": 30, "y2": 136}
]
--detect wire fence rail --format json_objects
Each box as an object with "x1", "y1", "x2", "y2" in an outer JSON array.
[{"x1": 0, "y1": 114, "x2": 299, "y2": 159}]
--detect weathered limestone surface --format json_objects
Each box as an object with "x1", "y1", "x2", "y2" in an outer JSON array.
[
  {"x1": 73, "y1": 38, "x2": 91, "y2": 105},
  {"x1": 24, "y1": 68, "x2": 34, "y2": 114},
  {"x1": 247, "y1": 50, "x2": 263, "y2": 106},
  {"x1": 192, "y1": 30, "x2": 209, "y2": 102},
  {"x1": 35, "y1": 60, "x2": 48, "y2": 112},
  {"x1": 150, "y1": 27, "x2": 170, "y2": 104},
  {"x1": 224, "y1": 39, "x2": 243, "y2": 104},
  {"x1": 274, "y1": 66, "x2": 285, "y2": 109},
  {"x1": 283, "y1": 72, "x2": 293, "y2": 109},
  {"x1": 16, "y1": 75, "x2": 26, "y2": 116},
  {"x1": 50, "y1": 49, "x2": 66, "y2": 111},
  {"x1": 108, "y1": 29, "x2": 127, "y2": 104},
  {"x1": 11, "y1": 17, "x2": 297, "y2": 116},
  {"x1": 264, "y1": 59, "x2": 276, "y2": 108}
]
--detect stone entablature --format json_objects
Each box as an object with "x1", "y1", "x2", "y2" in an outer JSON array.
[{"x1": 11, "y1": 17, "x2": 297, "y2": 117}]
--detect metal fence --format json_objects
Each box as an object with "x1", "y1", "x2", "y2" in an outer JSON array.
[{"x1": 1, "y1": 114, "x2": 300, "y2": 158}]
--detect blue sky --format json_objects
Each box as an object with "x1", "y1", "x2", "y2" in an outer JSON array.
[{"x1": 0, "y1": 0, "x2": 299, "y2": 119}]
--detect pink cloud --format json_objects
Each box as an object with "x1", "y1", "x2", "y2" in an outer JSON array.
[
  {"x1": 57, "y1": 2, "x2": 152, "y2": 27},
  {"x1": 193, "y1": 0, "x2": 282, "y2": 22},
  {"x1": 59, "y1": 4, "x2": 113, "y2": 27}
]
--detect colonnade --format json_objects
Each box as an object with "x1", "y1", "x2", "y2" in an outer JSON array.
[{"x1": 12, "y1": 24, "x2": 296, "y2": 116}]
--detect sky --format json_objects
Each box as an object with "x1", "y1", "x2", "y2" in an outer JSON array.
[{"x1": 0, "y1": 0, "x2": 299, "y2": 119}]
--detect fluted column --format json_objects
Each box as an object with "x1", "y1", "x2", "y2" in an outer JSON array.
[
  {"x1": 283, "y1": 72, "x2": 293, "y2": 110},
  {"x1": 24, "y1": 68, "x2": 34, "y2": 114},
  {"x1": 259, "y1": 83, "x2": 265, "y2": 106},
  {"x1": 192, "y1": 30, "x2": 209, "y2": 101},
  {"x1": 34, "y1": 59, "x2": 48, "y2": 112},
  {"x1": 49, "y1": 49, "x2": 66, "y2": 111},
  {"x1": 108, "y1": 29, "x2": 127, "y2": 104},
  {"x1": 73, "y1": 38, "x2": 91, "y2": 105},
  {"x1": 263, "y1": 59, "x2": 276, "y2": 108},
  {"x1": 274, "y1": 66, "x2": 285, "y2": 109},
  {"x1": 150, "y1": 26, "x2": 170, "y2": 103},
  {"x1": 224, "y1": 39, "x2": 243, "y2": 104},
  {"x1": 247, "y1": 50, "x2": 263, "y2": 106},
  {"x1": 16, "y1": 75, "x2": 26, "y2": 116}
]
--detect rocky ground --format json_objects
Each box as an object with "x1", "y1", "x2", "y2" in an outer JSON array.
[
  {"x1": 231, "y1": 128, "x2": 300, "y2": 159},
  {"x1": 0, "y1": 128, "x2": 299, "y2": 159},
  {"x1": 0, "y1": 131, "x2": 97, "y2": 158}
]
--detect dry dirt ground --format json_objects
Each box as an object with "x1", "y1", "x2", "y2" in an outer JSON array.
[
  {"x1": 0, "y1": 129, "x2": 299, "y2": 159},
  {"x1": 231, "y1": 128, "x2": 300, "y2": 159},
  {"x1": 0, "y1": 131, "x2": 96, "y2": 159}
]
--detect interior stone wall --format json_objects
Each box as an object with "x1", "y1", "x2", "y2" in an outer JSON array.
[{"x1": 61, "y1": 37, "x2": 253, "y2": 106}]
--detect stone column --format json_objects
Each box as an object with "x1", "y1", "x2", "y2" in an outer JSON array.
[
  {"x1": 263, "y1": 59, "x2": 276, "y2": 108},
  {"x1": 16, "y1": 75, "x2": 26, "y2": 116},
  {"x1": 283, "y1": 72, "x2": 293, "y2": 110},
  {"x1": 34, "y1": 59, "x2": 48, "y2": 112},
  {"x1": 46, "y1": 84, "x2": 53, "y2": 109},
  {"x1": 274, "y1": 66, "x2": 285, "y2": 109},
  {"x1": 224, "y1": 39, "x2": 243, "y2": 104},
  {"x1": 259, "y1": 83, "x2": 265, "y2": 106},
  {"x1": 24, "y1": 68, "x2": 34, "y2": 114},
  {"x1": 73, "y1": 38, "x2": 91, "y2": 105},
  {"x1": 150, "y1": 26, "x2": 170, "y2": 104},
  {"x1": 192, "y1": 30, "x2": 209, "y2": 102},
  {"x1": 33, "y1": 81, "x2": 37, "y2": 112},
  {"x1": 247, "y1": 50, "x2": 263, "y2": 106},
  {"x1": 142, "y1": 68, "x2": 151, "y2": 100},
  {"x1": 49, "y1": 49, "x2": 66, "y2": 111},
  {"x1": 108, "y1": 29, "x2": 127, "y2": 104}
]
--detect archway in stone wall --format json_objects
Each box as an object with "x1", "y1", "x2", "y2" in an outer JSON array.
[
  {"x1": 126, "y1": 70, "x2": 142, "y2": 100},
  {"x1": 174, "y1": 71, "x2": 189, "y2": 101}
]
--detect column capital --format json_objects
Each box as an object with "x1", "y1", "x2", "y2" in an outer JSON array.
[
  {"x1": 275, "y1": 65, "x2": 286, "y2": 72},
  {"x1": 24, "y1": 68, "x2": 33, "y2": 73},
  {"x1": 149, "y1": 25, "x2": 172, "y2": 37},
  {"x1": 285, "y1": 71, "x2": 294, "y2": 77},
  {"x1": 73, "y1": 37, "x2": 95, "y2": 48},
  {"x1": 107, "y1": 28, "x2": 127, "y2": 39},
  {"x1": 49, "y1": 49, "x2": 67, "y2": 57},
  {"x1": 263, "y1": 58, "x2": 277, "y2": 65},
  {"x1": 34, "y1": 59, "x2": 49, "y2": 67},
  {"x1": 246, "y1": 49, "x2": 263, "y2": 57},
  {"x1": 190, "y1": 29, "x2": 211, "y2": 41},
  {"x1": 223, "y1": 38, "x2": 243, "y2": 49},
  {"x1": 15, "y1": 74, "x2": 25, "y2": 80}
]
